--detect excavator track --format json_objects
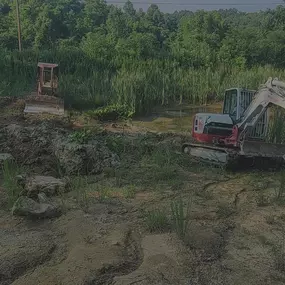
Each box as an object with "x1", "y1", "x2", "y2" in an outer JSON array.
[
  {"x1": 182, "y1": 143, "x2": 237, "y2": 168},
  {"x1": 182, "y1": 142, "x2": 285, "y2": 170}
]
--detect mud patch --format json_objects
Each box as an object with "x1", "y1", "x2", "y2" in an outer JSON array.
[{"x1": 112, "y1": 234, "x2": 191, "y2": 285}]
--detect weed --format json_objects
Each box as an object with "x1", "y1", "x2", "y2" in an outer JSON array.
[
  {"x1": 97, "y1": 186, "x2": 112, "y2": 202},
  {"x1": 2, "y1": 160, "x2": 23, "y2": 208},
  {"x1": 69, "y1": 128, "x2": 92, "y2": 144},
  {"x1": 87, "y1": 104, "x2": 134, "y2": 121},
  {"x1": 216, "y1": 203, "x2": 235, "y2": 219},
  {"x1": 145, "y1": 208, "x2": 170, "y2": 233},
  {"x1": 123, "y1": 185, "x2": 136, "y2": 199},
  {"x1": 170, "y1": 197, "x2": 191, "y2": 240},
  {"x1": 71, "y1": 176, "x2": 89, "y2": 210}
]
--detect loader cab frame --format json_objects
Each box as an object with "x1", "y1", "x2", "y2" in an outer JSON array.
[{"x1": 37, "y1": 62, "x2": 59, "y2": 97}]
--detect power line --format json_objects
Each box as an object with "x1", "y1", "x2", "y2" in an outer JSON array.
[{"x1": 108, "y1": 1, "x2": 284, "y2": 6}]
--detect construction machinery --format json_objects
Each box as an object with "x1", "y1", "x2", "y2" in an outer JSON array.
[
  {"x1": 182, "y1": 77, "x2": 285, "y2": 169},
  {"x1": 24, "y1": 62, "x2": 64, "y2": 116}
]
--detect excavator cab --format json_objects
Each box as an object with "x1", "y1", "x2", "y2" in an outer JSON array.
[
  {"x1": 222, "y1": 88, "x2": 268, "y2": 139},
  {"x1": 223, "y1": 88, "x2": 255, "y2": 123}
]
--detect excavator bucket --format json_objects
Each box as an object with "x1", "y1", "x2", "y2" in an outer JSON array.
[{"x1": 24, "y1": 63, "x2": 64, "y2": 116}]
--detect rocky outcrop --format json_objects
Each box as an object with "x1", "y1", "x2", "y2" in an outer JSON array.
[
  {"x1": 0, "y1": 153, "x2": 14, "y2": 167},
  {"x1": 25, "y1": 175, "x2": 69, "y2": 197},
  {"x1": 2, "y1": 123, "x2": 120, "y2": 175},
  {"x1": 12, "y1": 195, "x2": 62, "y2": 218},
  {"x1": 52, "y1": 137, "x2": 120, "y2": 175}
]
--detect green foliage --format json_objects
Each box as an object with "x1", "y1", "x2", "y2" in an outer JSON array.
[
  {"x1": 145, "y1": 208, "x2": 169, "y2": 232},
  {"x1": 87, "y1": 104, "x2": 134, "y2": 121},
  {"x1": 69, "y1": 128, "x2": 92, "y2": 144},
  {"x1": 2, "y1": 2, "x2": 285, "y2": 114},
  {"x1": 170, "y1": 197, "x2": 191, "y2": 240},
  {"x1": 2, "y1": 160, "x2": 23, "y2": 208}
]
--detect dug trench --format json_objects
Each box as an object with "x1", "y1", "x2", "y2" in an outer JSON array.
[{"x1": 1, "y1": 103, "x2": 285, "y2": 284}]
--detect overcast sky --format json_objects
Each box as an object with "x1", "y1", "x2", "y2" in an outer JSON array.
[{"x1": 108, "y1": 0, "x2": 284, "y2": 13}]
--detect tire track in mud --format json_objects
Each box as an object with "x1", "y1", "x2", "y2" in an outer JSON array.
[{"x1": 86, "y1": 230, "x2": 143, "y2": 285}]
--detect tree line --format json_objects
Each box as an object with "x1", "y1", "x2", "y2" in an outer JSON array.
[{"x1": 1, "y1": 0, "x2": 285, "y2": 113}]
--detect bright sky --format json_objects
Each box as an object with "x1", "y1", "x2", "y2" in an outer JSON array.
[{"x1": 108, "y1": 0, "x2": 284, "y2": 12}]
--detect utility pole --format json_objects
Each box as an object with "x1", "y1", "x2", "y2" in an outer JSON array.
[{"x1": 15, "y1": 0, "x2": 22, "y2": 51}]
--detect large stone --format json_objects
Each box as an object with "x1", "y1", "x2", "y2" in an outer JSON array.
[
  {"x1": 52, "y1": 138, "x2": 120, "y2": 175},
  {"x1": 12, "y1": 196, "x2": 61, "y2": 218},
  {"x1": 0, "y1": 153, "x2": 14, "y2": 167},
  {"x1": 25, "y1": 175, "x2": 69, "y2": 197}
]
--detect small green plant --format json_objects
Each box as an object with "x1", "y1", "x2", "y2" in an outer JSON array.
[
  {"x1": 170, "y1": 197, "x2": 191, "y2": 240},
  {"x1": 87, "y1": 104, "x2": 134, "y2": 121},
  {"x1": 2, "y1": 160, "x2": 23, "y2": 208},
  {"x1": 123, "y1": 185, "x2": 136, "y2": 199},
  {"x1": 71, "y1": 176, "x2": 89, "y2": 210},
  {"x1": 69, "y1": 128, "x2": 92, "y2": 144},
  {"x1": 97, "y1": 186, "x2": 112, "y2": 202},
  {"x1": 145, "y1": 209, "x2": 169, "y2": 232}
]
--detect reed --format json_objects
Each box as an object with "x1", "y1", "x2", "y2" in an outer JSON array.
[{"x1": 2, "y1": 48, "x2": 285, "y2": 116}]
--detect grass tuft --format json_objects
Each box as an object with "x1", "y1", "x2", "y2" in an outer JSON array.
[
  {"x1": 170, "y1": 197, "x2": 191, "y2": 240},
  {"x1": 2, "y1": 160, "x2": 23, "y2": 208},
  {"x1": 145, "y1": 208, "x2": 169, "y2": 233},
  {"x1": 71, "y1": 176, "x2": 89, "y2": 210}
]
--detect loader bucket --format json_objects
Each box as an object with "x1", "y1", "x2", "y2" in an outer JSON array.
[{"x1": 24, "y1": 94, "x2": 64, "y2": 116}]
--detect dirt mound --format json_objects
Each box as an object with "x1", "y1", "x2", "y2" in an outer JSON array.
[{"x1": 1, "y1": 123, "x2": 120, "y2": 175}]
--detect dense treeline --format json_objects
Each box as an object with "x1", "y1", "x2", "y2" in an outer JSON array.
[{"x1": 1, "y1": 0, "x2": 285, "y2": 113}]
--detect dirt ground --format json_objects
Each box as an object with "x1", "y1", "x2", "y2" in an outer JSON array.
[{"x1": 1, "y1": 99, "x2": 285, "y2": 285}]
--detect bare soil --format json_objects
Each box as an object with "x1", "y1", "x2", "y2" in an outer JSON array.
[{"x1": 1, "y1": 100, "x2": 285, "y2": 285}]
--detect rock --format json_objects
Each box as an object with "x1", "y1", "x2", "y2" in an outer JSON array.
[
  {"x1": 12, "y1": 196, "x2": 61, "y2": 218},
  {"x1": 38, "y1": 192, "x2": 50, "y2": 203},
  {"x1": 0, "y1": 153, "x2": 14, "y2": 167},
  {"x1": 5, "y1": 124, "x2": 30, "y2": 143},
  {"x1": 52, "y1": 138, "x2": 120, "y2": 175},
  {"x1": 25, "y1": 175, "x2": 69, "y2": 197},
  {"x1": 15, "y1": 174, "x2": 28, "y2": 188}
]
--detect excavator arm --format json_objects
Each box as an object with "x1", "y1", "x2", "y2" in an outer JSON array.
[
  {"x1": 237, "y1": 77, "x2": 285, "y2": 140},
  {"x1": 221, "y1": 77, "x2": 285, "y2": 160}
]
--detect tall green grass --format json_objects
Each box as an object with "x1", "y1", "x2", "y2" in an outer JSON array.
[
  {"x1": 2, "y1": 160, "x2": 23, "y2": 208},
  {"x1": 2, "y1": 48, "x2": 285, "y2": 115}
]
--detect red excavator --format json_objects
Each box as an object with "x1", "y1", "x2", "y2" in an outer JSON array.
[{"x1": 182, "y1": 77, "x2": 285, "y2": 168}]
